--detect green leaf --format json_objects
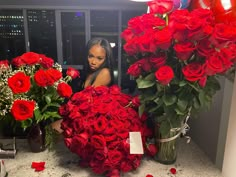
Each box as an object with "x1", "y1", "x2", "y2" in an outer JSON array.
[
  {"x1": 179, "y1": 80, "x2": 187, "y2": 87},
  {"x1": 163, "y1": 95, "x2": 177, "y2": 106},
  {"x1": 34, "y1": 108, "x2": 43, "y2": 121},
  {"x1": 45, "y1": 96, "x2": 51, "y2": 104},
  {"x1": 193, "y1": 96, "x2": 200, "y2": 110},
  {"x1": 174, "y1": 107, "x2": 185, "y2": 115},
  {"x1": 177, "y1": 99, "x2": 188, "y2": 112},
  {"x1": 159, "y1": 120, "x2": 171, "y2": 137},
  {"x1": 139, "y1": 104, "x2": 145, "y2": 117},
  {"x1": 136, "y1": 74, "x2": 156, "y2": 89}
]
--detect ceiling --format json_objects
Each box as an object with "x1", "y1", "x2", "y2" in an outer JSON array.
[{"x1": 0, "y1": 0, "x2": 147, "y2": 10}]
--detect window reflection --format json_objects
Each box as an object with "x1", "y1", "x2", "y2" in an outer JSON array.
[
  {"x1": 61, "y1": 11, "x2": 86, "y2": 65},
  {"x1": 0, "y1": 10, "x2": 25, "y2": 60},
  {"x1": 27, "y1": 10, "x2": 57, "y2": 60}
]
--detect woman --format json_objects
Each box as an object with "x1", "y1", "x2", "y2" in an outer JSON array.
[
  {"x1": 83, "y1": 37, "x2": 114, "y2": 88},
  {"x1": 52, "y1": 37, "x2": 114, "y2": 133}
]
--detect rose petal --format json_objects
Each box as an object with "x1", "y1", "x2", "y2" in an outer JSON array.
[
  {"x1": 31, "y1": 162, "x2": 45, "y2": 169},
  {"x1": 146, "y1": 174, "x2": 154, "y2": 177},
  {"x1": 170, "y1": 167, "x2": 177, "y2": 174}
]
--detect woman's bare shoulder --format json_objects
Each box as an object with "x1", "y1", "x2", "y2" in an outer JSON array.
[{"x1": 93, "y1": 68, "x2": 111, "y2": 87}]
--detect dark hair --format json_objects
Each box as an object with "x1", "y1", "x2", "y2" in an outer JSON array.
[{"x1": 83, "y1": 37, "x2": 114, "y2": 86}]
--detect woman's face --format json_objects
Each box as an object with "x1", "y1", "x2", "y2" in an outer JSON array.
[{"x1": 88, "y1": 44, "x2": 106, "y2": 71}]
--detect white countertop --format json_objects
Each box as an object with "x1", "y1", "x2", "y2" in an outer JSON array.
[{"x1": 1, "y1": 138, "x2": 223, "y2": 177}]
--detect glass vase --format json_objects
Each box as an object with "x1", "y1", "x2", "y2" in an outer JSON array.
[
  {"x1": 27, "y1": 123, "x2": 46, "y2": 153},
  {"x1": 154, "y1": 125, "x2": 179, "y2": 165}
]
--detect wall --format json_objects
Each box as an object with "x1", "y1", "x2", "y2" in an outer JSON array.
[
  {"x1": 222, "y1": 74, "x2": 236, "y2": 177},
  {"x1": 189, "y1": 77, "x2": 233, "y2": 167}
]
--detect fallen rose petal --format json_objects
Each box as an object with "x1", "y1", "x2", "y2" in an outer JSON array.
[
  {"x1": 31, "y1": 162, "x2": 45, "y2": 169},
  {"x1": 146, "y1": 174, "x2": 154, "y2": 177},
  {"x1": 34, "y1": 166, "x2": 45, "y2": 172},
  {"x1": 170, "y1": 167, "x2": 177, "y2": 174}
]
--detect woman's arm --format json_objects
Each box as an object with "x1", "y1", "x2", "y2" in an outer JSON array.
[{"x1": 92, "y1": 68, "x2": 111, "y2": 87}]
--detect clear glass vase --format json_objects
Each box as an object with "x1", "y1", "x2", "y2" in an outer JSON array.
[{"x1": 154, "y1": 126, "x2": 178, "y2": 165}]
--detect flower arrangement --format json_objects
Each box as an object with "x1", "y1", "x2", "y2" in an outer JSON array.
[
  {"x1": 60, "y1": 85, "x2": 154, "y2": 177},
  {"x1": 121, "y1": 1, "x2": 236, "y2": 163},
  {"x1": 0, "y1": 52, "x2": 79, "y2": 132}
]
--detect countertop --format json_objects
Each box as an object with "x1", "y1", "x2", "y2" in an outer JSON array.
[{"x1": 1, "y1": 138, "x2": 223, "y2": 177}]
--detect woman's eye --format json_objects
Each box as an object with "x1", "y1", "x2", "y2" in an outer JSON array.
[
  {"x1": 88, "y1": 54, "x2": 93, "y2": 58},
  {"x1": 98, "y1": 57, "x2": 104, "y2": 60}
]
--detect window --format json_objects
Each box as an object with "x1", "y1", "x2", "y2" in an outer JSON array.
[
  {"x1": 0, "y1": 10, "x2": 25, "y2": 60},
  {"x1": 27, "y1": 10, "x2": 57, "y2": 60},
  {"x1": 61, "y1": 11, "x2": 86, "y2": 65}
]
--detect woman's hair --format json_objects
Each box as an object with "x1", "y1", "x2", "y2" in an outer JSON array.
[{"x1": 83, "y1": 37, "x2": 114, "y2": 86}]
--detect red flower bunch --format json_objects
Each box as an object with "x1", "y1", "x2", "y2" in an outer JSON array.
[
  {"x1": 121, "y1": 5, "x2": 236, "y2": 136},
  {"x1": 0, "y1": 52, "x2": 79, "y2": 130},
  {"x1": 60, "y1": 85, "x2": 153, "y2": 177}
]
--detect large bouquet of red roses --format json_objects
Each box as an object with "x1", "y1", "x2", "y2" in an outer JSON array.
[
  {"x1": 121, "y1": 2, "x2": 236, "y2": 163},
  {"x1": 121, "y1": 4, "x2": 236, "y2": 138},
  {"x1": 0, "y1": 52, "x2": 79, "y2": 130},
  {"x1": 60, "y1": 85, "x2": 154, "y2": 177}
]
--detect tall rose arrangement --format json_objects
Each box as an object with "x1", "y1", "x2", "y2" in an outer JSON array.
[
  {"x1": 121, "y1": 2, "x2": 236, "y2": 162},
  {"x1": 0, "y1": 52, "x2": 79, "y2": 131},
  {"x1": 60, "y1": 85, "x2": 154, "y2": 177}
]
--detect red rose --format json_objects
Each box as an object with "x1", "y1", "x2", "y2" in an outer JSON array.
[
  {"x1": 90, "y1": 135, "x2": 106, "y2": 149},
  {"x1": 174, "y1": 42, "x2": 195, "y2": 61},
  {"x1": 199, "y1": 76, "x2": 207, "y2": 88},
  {"x1": 135, "y1": 34, "x2": 153, "y2": 53},
  {"x1": 57, "y1": 82, "x2": 72, "y2": 98},
  {"x1": 127, "y1": 62, "x2": 141, "y2": 77},
  {"x1": 39, "y1": 54, "x2": 54, "y2": 68},
  {"x1": 123, "y1": 38, "x2": 139, "y2": 56},
  {"x1": 182, "y1": 62, "x2": 205, "y2": 81},
  {"x1": 131, "y1": 96, "x2": 140, "y2": 108},
  {"x1": 94, "y1": 116, "x2": 108, "y2": 133},
  {"x1": 147, "y1": 0, "x2": 174, "y2": 15},
  {"x1": 137, "y1": 58, "x2": 152, "y2": 72},
  {"x1": 11, "y1": 56, "x2": 24, "y2": 67},
  {"x1": 153, "y1": 27, "x2": 172, "y2": 50},
  {"x1": 11, "y1": 99, "x2": 35, "y2": 121},
  {"x1": 93, "y1": 149, "x2": 107, "y2": 161},
  {"x1": 211, "y1": 23, "x2": 235, "y2": 48},
  {"x1": 205, "y1": 54, "x2": 225, "y2": 76},
  {"x1": 196, "y1": 39, "x2": 215, "y2": 57},
  {"x1": 146, "y1": 143, "x2": 158, "y2": 157},
  {"x1": 66, "y1": 67, "x2": 80, "y2": 79},
  {"x1": 90, "y1": 159, "x2": 106, "y2": 174},
  {"x1": 71, "y1": 132, "x2": 89, "y2": 151},
  {"x1": 20, "y1": 52, "x2": 40, "y2": 65},
  {"x1": 121, "y1": 28, "x2": 135, "y2": 42},
  {"x1": 120, "y1": 161, "x2": 133, "y2": 172},
  {"x1": 46, "y1": 68, "x2": 62, "y2": 83},
  {"x1": 155, "y1": 65, "x2": 174, "y2": 85},
  {"x1": 108, "y1": 150, "x2": 123, "y2": 166},
  {"x1": 149, "y1": 52, "x2": 166, "y2": 69},
  {"x1": 0, "y1": 60, "x2": 9, "y2": 68},
  {"x1": 34, "y1": 69, "x2": 48, "y2": 87},
  {"x1": 8, "y1": 72, "x2": 31, "y2": 94},
  {"x1": 187, "y1": 17, "x2": 209, "y2": 41}
]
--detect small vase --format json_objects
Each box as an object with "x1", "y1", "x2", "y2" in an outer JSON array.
[
  {"x1": 154, "y1": 125, "x2": 179, "y2": 165},
  {"x1": 27, "y1": 124, "x2": 46, "y2": 153}
]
